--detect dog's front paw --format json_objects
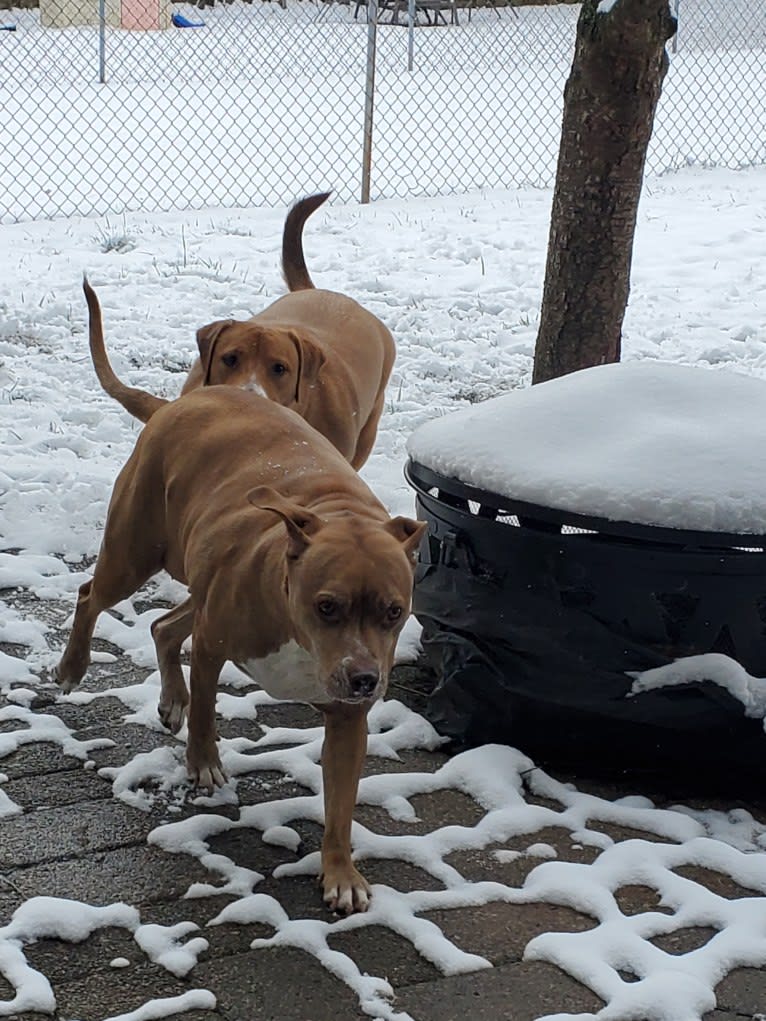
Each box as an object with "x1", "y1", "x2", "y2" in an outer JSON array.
[
  {"x1": 53, "y1": 655, "x2": 86, "y2": 694},
  {"x1": 321, "y1": 862, "x2": 371, "y2": 915},
  {"x1": 186, "y1": 744, "x2": 227, "y2": 792}
]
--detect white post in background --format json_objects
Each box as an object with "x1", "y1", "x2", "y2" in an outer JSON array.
[
  {"x1": 361, "y1": 0, "x2": 378, "y2": 203},
  {"x1": 407, "y1": 0, "x2": 416, "y2": 71}
]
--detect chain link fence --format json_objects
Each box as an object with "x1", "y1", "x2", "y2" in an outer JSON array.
[{"x1": 1, "y1": 0, "x2": 764, "y2": 222}]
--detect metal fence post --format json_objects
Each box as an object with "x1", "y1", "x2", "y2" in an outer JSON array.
[
  {"x1": 407, "y1": 0, "x2": 415, "y2": 71},
  {"x1": 672, "y1": 0, "x2": 680, "y2": 54},
  {"x1": 98, "y1": 0, "x2": 107, "y2": 83},
  {"x1": 361, "y1": 0, "x2": 378, "y2": 204}
]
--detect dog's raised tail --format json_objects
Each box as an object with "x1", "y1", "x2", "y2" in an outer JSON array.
[
  {"x1": 281, "y1": 191, "x2": 331, "y2": 292},
  {"x1": 83, "y1": 276, "x2": 168, "y2": 424}
]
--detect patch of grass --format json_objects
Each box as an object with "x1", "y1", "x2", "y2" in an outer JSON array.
[{"x1": 95, "y1": 215, "x2": 138, "y2": 254}]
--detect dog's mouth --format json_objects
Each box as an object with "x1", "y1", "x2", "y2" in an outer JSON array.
[{"x1": 340, "y1": 689, "x2": 380, "y2": 705}]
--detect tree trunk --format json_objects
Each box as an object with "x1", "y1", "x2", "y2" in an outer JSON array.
[{"x1": 532, "y1": 0, "x2": 677, "y2": 385}]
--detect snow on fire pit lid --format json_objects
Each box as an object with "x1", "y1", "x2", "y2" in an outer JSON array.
[{"x1": 407, "y1": 361, "x2": 766, "y2": 535}]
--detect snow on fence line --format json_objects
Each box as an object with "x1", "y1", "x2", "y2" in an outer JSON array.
[{"x1": 0, "y1": 0, "x2": 764, "y2": 222}]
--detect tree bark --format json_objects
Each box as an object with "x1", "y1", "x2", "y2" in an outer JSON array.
[{"x1": 532, "y1": 0, "x2": 677, "y2": 385}]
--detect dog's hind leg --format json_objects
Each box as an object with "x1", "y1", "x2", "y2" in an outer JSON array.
[
  {"x1": 351, "y1": 391, "x2": 386, "y2": 470},
  {"x1": 56, "y1": 578, "x2": 99, "y2": 693},
  {"x1": 56, "y1": 542, "x2": 158, "y2": 693},
  {"x1": 185, "y1": 620, "x2": 227, "y2": 791},
  {"x1": 154, "y1": 597, "x2": 194, "y2": 735}
]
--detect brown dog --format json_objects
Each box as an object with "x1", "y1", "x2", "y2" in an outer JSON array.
[
  {"x1": 86, "y1": 193, "x2": 395, "y2": 469},
  {"x1": 56, "y1": 386, "x2": 426, "y2": 914}
]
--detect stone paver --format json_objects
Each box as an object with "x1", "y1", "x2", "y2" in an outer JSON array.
[
  {"x1": 650, "y1": 925, "x2": 717, "y2": 955},
  {"x1": 394, "y1": 959, "x2": 604, "y2": 1021},
  {"x1": 8, "y1": 843, "x2": 211, "y2": 905},
  {"x1": 0, "y1": 798, "x2": 155, "y2": 868},
  {"x1": 423, "y1": 900, "x2": 597, "y2": 966},
  {"x1": 675, "y1": 865, "x2": 765, "y2": 900},
  {"x1": 197, "y1": 947, "x2": 368, "y2": 1020},
  {"x1": 613, "y1": 884, "x2": 674, "y2": 916},
  {"x1": 0, "y1": 743, "x2": 83, "y2": 780},
  {"x1": 713, "y1": 966, "x2": 766, "y2": 1016},
  {"x1": 445, "y1": 825, "x2": 600, "y2": 888},
  {"x1": 328, "y1": 925, "x2": 440, "y2": 988},
  {"x1": 2, "y1": 765, "x2": 112, "y2": 809},
  {"x1": 56, "y1": 961, "x2": 218, "y2": 1021}
]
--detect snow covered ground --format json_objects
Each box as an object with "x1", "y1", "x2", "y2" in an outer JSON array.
[{"x1": 1, "y1": 165, "x2": 766, "y2": 1018}]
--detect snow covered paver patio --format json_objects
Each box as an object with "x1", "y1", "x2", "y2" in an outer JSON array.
[
  {"x1": 1, "y1": 631, "x2": 766, "y2": 1021},
  {"x1": 1, "y1": 167, "x2": 766, "y2": 1020}
]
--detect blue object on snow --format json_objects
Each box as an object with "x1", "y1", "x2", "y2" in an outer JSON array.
[
  {"x1": 171, "y1": 12, "x2": 205, "y2": 27},
  {"x1": 0, "y1": 23, "x2": 17, "y2": 30}
]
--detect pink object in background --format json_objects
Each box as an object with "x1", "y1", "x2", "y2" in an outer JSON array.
[{"x1": 121, "y1": 0, "x2": 161, "y2": 30}]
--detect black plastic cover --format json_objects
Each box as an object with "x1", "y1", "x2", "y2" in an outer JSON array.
[{"x1": 407, "y1": 460, "x2": 766, "y2": 795}]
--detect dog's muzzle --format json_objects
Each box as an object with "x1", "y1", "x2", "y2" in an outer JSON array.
[
  {"x1": 332, "y1": 665, "x2": 382, "y2": 704},
  {"x1": 239, "y1": 379, "x2": 268, "y2": 398}
]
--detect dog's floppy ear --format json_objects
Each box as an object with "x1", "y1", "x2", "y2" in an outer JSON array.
[
  {"x1": 288, "y1": 330, "x2": 326, "y2": 408},
  {"x1": 248, "y1": 485, "x2": 323, "y2": 560},
  {"x1": 384, "y1": 517, "x2": 428, "y2": 561},
  {"x1": 196, "y1": 319, "x2": 234, "y2": 386}
]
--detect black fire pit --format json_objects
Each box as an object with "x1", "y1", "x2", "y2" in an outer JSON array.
[{"x1": 405, "y1": 363, "x2": 766, "y2": 794}]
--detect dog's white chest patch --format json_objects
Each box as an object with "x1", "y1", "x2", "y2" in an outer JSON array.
[{"x1": 239, "y1": 640, "x2": 329, "y2": 704}]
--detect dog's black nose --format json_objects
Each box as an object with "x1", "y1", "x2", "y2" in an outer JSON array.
[{"x1": 349, "y1": 671, "x2": 378, "y2": 699}]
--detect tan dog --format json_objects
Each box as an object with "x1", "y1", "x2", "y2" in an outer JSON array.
[
  {"x1": 56, "y1": 386, "x2": 426, "y2": 914},
  {"x1": 87, "y1": 192, "x2": 395, "y2": 469}
]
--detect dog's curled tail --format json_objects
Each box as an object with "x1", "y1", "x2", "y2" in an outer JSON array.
[
  {"x1": 281, "y1": 191, "x2": 331, "y2": 292},
  {"x1": 83, "y1": 276, "x2": 168, "y2": 424}
]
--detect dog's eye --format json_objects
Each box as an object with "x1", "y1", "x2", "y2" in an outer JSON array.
[
  {"x1": 386, "y1": 605, "x2": 403, "y2": 624},
  {"x1": 271, "y1": 362, "x2": 288, "y2": 376},
  {"x1": 316, "y1": 598, "x2": 338, "y2": 620},
  {"x1": 221, "y1": 353, "x2": 238, "y2": 368}
]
